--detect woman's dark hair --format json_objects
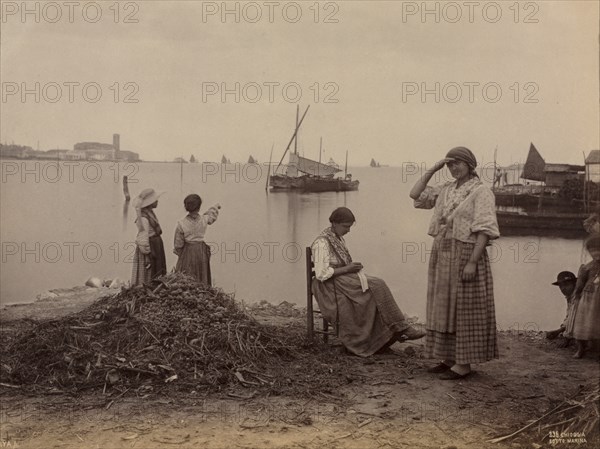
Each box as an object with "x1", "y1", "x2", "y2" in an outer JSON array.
[
  {"x1": 329, "y1": 207, "x2": 356, "y2": 224},
  {"x1": 184, "y1": 194, "x2": 202, "y2": 213}
]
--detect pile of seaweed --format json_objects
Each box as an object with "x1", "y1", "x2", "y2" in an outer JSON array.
[
  {"x1": 0, "y1": 273, "x2": 351, "y2": 396},
  {"x1": 490, "y1": 384, "x2": 599, "y2": 447}
]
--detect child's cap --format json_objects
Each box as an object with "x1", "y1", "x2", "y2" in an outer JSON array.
[{"x1": 552, "y1": 271, "x2": 577, "y2": 285}]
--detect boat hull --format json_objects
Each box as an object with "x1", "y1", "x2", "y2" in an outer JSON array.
[
  {"x1": 302, "y1": 178, "x2": 359, "y2": 192},
  {"x1": 269, "y1": 174, "x2": 306, "y2": 189},
  {"x1": 493, "y1": 192, "x2": 582, "y2": 210},
  {"x1": 496, "y1": 211, "x2": 589, "y2": 238},
  {"x1": 269, "y1": 174, "x2": 359, "y2": 192}
]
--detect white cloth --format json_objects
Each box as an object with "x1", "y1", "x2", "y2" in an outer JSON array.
[{"x1": 357, "y1": 271, "x2": 369, "y2": 292}]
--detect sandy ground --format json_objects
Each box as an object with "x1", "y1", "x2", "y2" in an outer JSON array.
[{"x1": 1, "y1": 289, "x2": 599, "y2": 449}]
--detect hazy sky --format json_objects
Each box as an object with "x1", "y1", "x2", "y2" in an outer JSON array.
[{"x1": 1, "y1": 0, "x2": 598, "y2": 166}]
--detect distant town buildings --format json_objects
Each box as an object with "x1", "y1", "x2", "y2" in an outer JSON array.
[
  {"x1": 543, "y1": 164, "x2": 585, "y2": 188},
  {"x1": 0, "y1": 133, "x2": 140, "y2": 161},
  {"x1": 586, "y1": 150, "x2": 600, "y2": 183}
]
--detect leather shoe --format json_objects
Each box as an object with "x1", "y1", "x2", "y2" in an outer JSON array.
[
  {"x1": 400, "y1": 326, "x2": 426, "y2": 340},
  {"x1": 427, "y1": 363, "x2": 452, "y2": 373},
  {"x1": 439, "y1": 370, "x2": 473, "y2": 380}
]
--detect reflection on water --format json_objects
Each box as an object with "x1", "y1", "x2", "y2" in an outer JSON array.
[
  {"x1": 0, "y1": 162, "x2": 590, "y2": 332},
  {"x1": 122, "y1": 200, "x2": 130, "y2": 232}
]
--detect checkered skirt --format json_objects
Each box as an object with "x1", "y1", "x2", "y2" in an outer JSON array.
[
  {"x1": 425, "y1": 235, "x2": 498, "y2": 364},
  {"x1": 131, "y1": 247, "x2": 151, "y2": 286}
]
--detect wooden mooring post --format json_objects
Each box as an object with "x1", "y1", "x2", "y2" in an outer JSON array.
[{"x1": 123, "y1": 176, "x2": 131, "y2": 201}]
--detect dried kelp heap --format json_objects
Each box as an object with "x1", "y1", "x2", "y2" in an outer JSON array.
[
  {"x1": 0, "y1": 273, "x2": 349, "y2": 395},
  {"x1": 490, "y1": 384, "x2": 599, "y2": 447}
]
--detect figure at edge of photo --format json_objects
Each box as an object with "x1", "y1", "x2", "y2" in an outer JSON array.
[
  {"x1": 409, "y1": 146, "x2": 500, "y2": 380},
  {"x1": 173, "y1": 194, "x2": 220, "y2": 286},
  {"x1": 569, "y1": 233, "x2": 600, "y2": 359},
  {"x1": 131, "y1": 188, "x2": 167, "y2": 286},
  {"x1": 492, "y1": 167, "x2": 502, "y2": 189},
  {"x1": 545, "y1": 271, "x2": 578, "y2": 347},
  {"x1": 583, "y1": 213, "x2": 600, "y2": 234},
  {"x1": 311, "y1": 207, "x2": 426, "y2": 357}
]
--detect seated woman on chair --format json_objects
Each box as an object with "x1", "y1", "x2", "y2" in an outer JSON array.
[{"x1": 311, "y1": 207, "x2": 425, "y2": 357}]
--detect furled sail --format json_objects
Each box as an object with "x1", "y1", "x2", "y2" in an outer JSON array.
[{"x1": 288, "y1": 153, "x2": 341, "y2": 176}]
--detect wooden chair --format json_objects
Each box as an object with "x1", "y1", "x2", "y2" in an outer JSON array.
[{"x1": 306, "y1": 246, "x2": 338, "y2": 342}]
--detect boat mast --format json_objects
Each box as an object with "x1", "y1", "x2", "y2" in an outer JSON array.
[
  {"x1": 275, "y1": 105, "x2": 310, "y2": 172},
  {"x1": 582, "y1": 151, "x2": 588, "y2": 214},
  {"x1": 318, "y1": 137, "x2": 322, "y2": 177},
  {"x1": 294, "y1": 105, "x2": 299, "y2": 155},
  {"x1": 493, "y1": 145, "x2": 497, "y2": 191},
  {"x1": 345, "y1": 150, "x2": 348, "y2": 178},
  {"x1": 265, "y1": 143, "x2": 274, "y2": 192}
]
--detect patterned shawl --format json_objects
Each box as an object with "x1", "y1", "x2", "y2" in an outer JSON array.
[
  {"x1": 319, "y1": 227, "x2": 352, "y2": 265},
  {"x1": 141, "y1": 208, "x2": 162, "y2": 236},
  {"x1": 439, "y1": 177, "x2": 483, "y2": 225}
]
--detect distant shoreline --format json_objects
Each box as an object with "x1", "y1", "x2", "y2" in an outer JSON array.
[{"x1": 0, "y1": 157, "x2": 392, "y2": 167}]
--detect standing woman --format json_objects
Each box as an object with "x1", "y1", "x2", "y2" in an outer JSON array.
[
  {"x1": 409, "y1": 147, "x2": 500, "y2": 379},
  {"x1": 173, "y1": 194, "x2": 220, "y2": 285},
  {"x1": 570, "y1": 233, "x2": 600, "y2": 358},
  {"x1": 131, "y1": 188, "x2": 167, "y2": 286}
]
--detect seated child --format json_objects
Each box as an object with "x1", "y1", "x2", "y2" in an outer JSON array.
[{"x1": 546, "y1": 271, "x2": 577, "y2": 347}]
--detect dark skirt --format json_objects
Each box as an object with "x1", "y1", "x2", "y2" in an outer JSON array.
[
  {"x1": 149, "y1": 235, "x2": 167, "y2": 280},
  {"x1": 311, "y1": 274, "x2": 409, "y2": 357},
  {"x1": 175, "y1": 241, "x2": 212, "y2": 285}
]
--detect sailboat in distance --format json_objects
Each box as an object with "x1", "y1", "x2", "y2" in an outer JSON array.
[{"x1": 269, "y1": 106, "x2": 359, "y2": 192}]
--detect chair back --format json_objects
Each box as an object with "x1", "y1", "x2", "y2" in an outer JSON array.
[{"x1": 306, "y1": 246, "x2": 315, "y2": 338}]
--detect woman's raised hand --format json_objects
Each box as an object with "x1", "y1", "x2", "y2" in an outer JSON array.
[{"x1": 432, "y1": 158, "x2": 451, "y2": 172}]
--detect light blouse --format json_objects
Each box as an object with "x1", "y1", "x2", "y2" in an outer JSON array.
[
  {"x1": 414, "y1": 178, "x2": 500, "y2": 242},
  {"x1": 135, "y1": 217, "x2": 158, "y2": 255},
  {"x1": 173, "y1": 206, "x2": 219, "y2": 255},
  {"x1": 311, "y1": 237, "x2": 337, "y2": 281},
  {"x1": 311, "y1": 236, "x2": 369, "y2": 290}
]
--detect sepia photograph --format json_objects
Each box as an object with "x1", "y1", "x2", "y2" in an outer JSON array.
[{"x1": 1, "y1": 1, "x2": 599, "y2": 448}]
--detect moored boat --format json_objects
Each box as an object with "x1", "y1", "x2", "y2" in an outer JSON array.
[
  {"x1": 268, "y1": 106, "x2": 359, "y2": 193},
  {"x1": 302, "y1": 174, "x2": 359, "y2": 192},
  {"x1": 496, "y1": 210, "x2": 589, "y2": 238},
  {"x1": 492, "y1": 143, "x2": 597, "y2": 237}
]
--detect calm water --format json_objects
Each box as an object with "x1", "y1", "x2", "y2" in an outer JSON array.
[{"x1": 0, "y1": 161, "x2": 590, "y2": 331}]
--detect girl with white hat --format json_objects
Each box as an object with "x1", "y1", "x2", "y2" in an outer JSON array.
[{"x1": 131, "y1": 188, "x2": 166, "y2": 285}]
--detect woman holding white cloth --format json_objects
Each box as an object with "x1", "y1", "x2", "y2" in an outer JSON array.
[{"x1": 311, "y1": 207, "x2": 425, "y2": 357}]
